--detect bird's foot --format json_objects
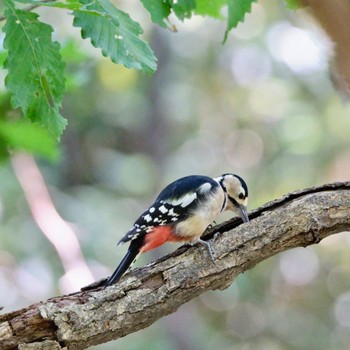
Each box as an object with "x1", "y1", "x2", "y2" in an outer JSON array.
[{"x1": 197, "y1": 239, "x2": 216, "y2": 262}]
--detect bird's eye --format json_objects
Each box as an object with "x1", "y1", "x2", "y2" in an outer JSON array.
[{"x1": 238, "y1": 193, "x2": 244, "y2": 200}]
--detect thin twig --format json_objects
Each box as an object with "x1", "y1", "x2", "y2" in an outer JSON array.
[{"x1": 0, "y1": 0, "x2": 55, "y2": 22}]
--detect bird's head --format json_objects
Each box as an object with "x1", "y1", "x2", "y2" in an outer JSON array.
[{"x1": 216, "y1": 173, "x2": 249, "y2": 223}]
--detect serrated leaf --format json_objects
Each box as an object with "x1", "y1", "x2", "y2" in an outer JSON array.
[
  {"x1": 0, "y1": 51, "x2": 8, "y2": 67},
  {"x1": 140, "y1": 0, "x2": 171, "y2": 27},
  {"x1": 224, "y1": 0, "x2": 257, "y2": 42},
  {"x1": 73, "y1": 0, "x2": 157, "y2": 73},
  {"x1": 195, "y1": 0, "x2": 227, "y2": 18},
  {"x1": 171, "y1": 0, "x2": 196, "y2": 20},
  {"x1": 0, "y1": 119, "x2": 59, "y2": 160},
  {"x1": 3, "y1": 0, "x2": 67, "y2": 138}
]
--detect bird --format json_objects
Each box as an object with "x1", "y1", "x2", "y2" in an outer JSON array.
[{"x1": 105, "y1": 173, "x2": 249, "y2": 286}]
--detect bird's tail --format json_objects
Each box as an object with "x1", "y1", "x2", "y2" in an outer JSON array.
[{"x1": 105, "y1": 246, "x2": 140, "y2": 286}]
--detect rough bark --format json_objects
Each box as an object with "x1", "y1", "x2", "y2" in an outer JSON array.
[{"x1": 1, "y1": 182, "x2": 350, "y2": 350}]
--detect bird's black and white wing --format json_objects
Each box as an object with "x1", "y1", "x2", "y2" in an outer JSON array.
[{"x1": 118, "y1": 175, "x2": 220, "y2": 244}]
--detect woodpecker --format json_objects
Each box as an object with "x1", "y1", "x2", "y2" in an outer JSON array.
[{"x1": 105, "y1": 173, "x2": 249, "y2": 286}]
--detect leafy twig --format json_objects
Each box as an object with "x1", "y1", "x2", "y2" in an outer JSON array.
[{"x1": 0, "y1": 0, "x2": 53, "y2": 22}]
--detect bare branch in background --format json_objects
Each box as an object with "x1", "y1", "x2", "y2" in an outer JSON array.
[
  {"x1": 302, "y1": 0, "x2": 350, "y2": 96},
  {"x1": 11, "y1": 154, "x2": 94, "y2": 292},
  {"x1": 1, "y1": 182, "x2": 349, "y2": 350}
]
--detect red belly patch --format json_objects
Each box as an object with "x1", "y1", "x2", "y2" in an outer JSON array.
[{"x1": 140, "y1": 226, "x2": 185, "y2": 252}]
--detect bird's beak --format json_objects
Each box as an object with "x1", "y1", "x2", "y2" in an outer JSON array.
[{"x1": 238, "y1": 205, "x2": 249, "y2": 223}]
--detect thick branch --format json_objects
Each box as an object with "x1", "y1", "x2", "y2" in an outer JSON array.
[{"x1": 1, "y1": 182, "x2": 350, "y2": 350}]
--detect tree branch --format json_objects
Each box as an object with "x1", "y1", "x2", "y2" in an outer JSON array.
[
  {"x1": 301, "y1": 0, "x2": 350, "y2": 96},
  {"x1": 0, "y1": 1, "x2": 53, "y2": 22},
  {"x1": 1, "y1": 182, "x2": 350, "y2": 350}
]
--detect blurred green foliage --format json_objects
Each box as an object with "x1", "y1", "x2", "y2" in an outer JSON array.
[
  {"x1": 1, "y1": 0, "x2": 350, "y2": 349},
  {"x1": 0, "y1": 120, "x2": 59, "y2": 160},
  {"x1": 0, "y1": 0, "x2": 262, "y2": 146}
]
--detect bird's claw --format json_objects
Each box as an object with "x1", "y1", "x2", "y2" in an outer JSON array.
[{"x1": 197, "y1": 239, "x2": 216, "y2": 262}]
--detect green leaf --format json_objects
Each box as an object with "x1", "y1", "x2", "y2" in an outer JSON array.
[
  {"x1": 14, "y1": 0, "x2": 81, "y2": 9},
  {"x1": 140, "y1": 0, "x2": 171, "y2": 27},
  {"x1": 73, "y1": 0, "x2": 157, "y2": 73},
  {"x1": 0, "y1": 120, "x2": 59, "y2": 160},
  {"x1": 0, "y1": 51, "x2": 8, "y2": 67},
  {"x1": 141, "y1": 0, "x2": 197, "y2": 23},
  {"x1": 224, "y1": 0, "x2": 257, "y2": 42},
  {"x1": 3, "y1": 0, "x2": 67, "y2": 138},
  {"x1": 195, "y1": 0, "x2": 227, "y2": 18},
  {"x1": 284, "y1": 0, "x2": 303, "y2": 9},
  {"x1": 171, "y1": 0, "x2": 196, "y2": 20},
  {"x1": 13, "y1": 0, "x2": 111, "y2": 15}
]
